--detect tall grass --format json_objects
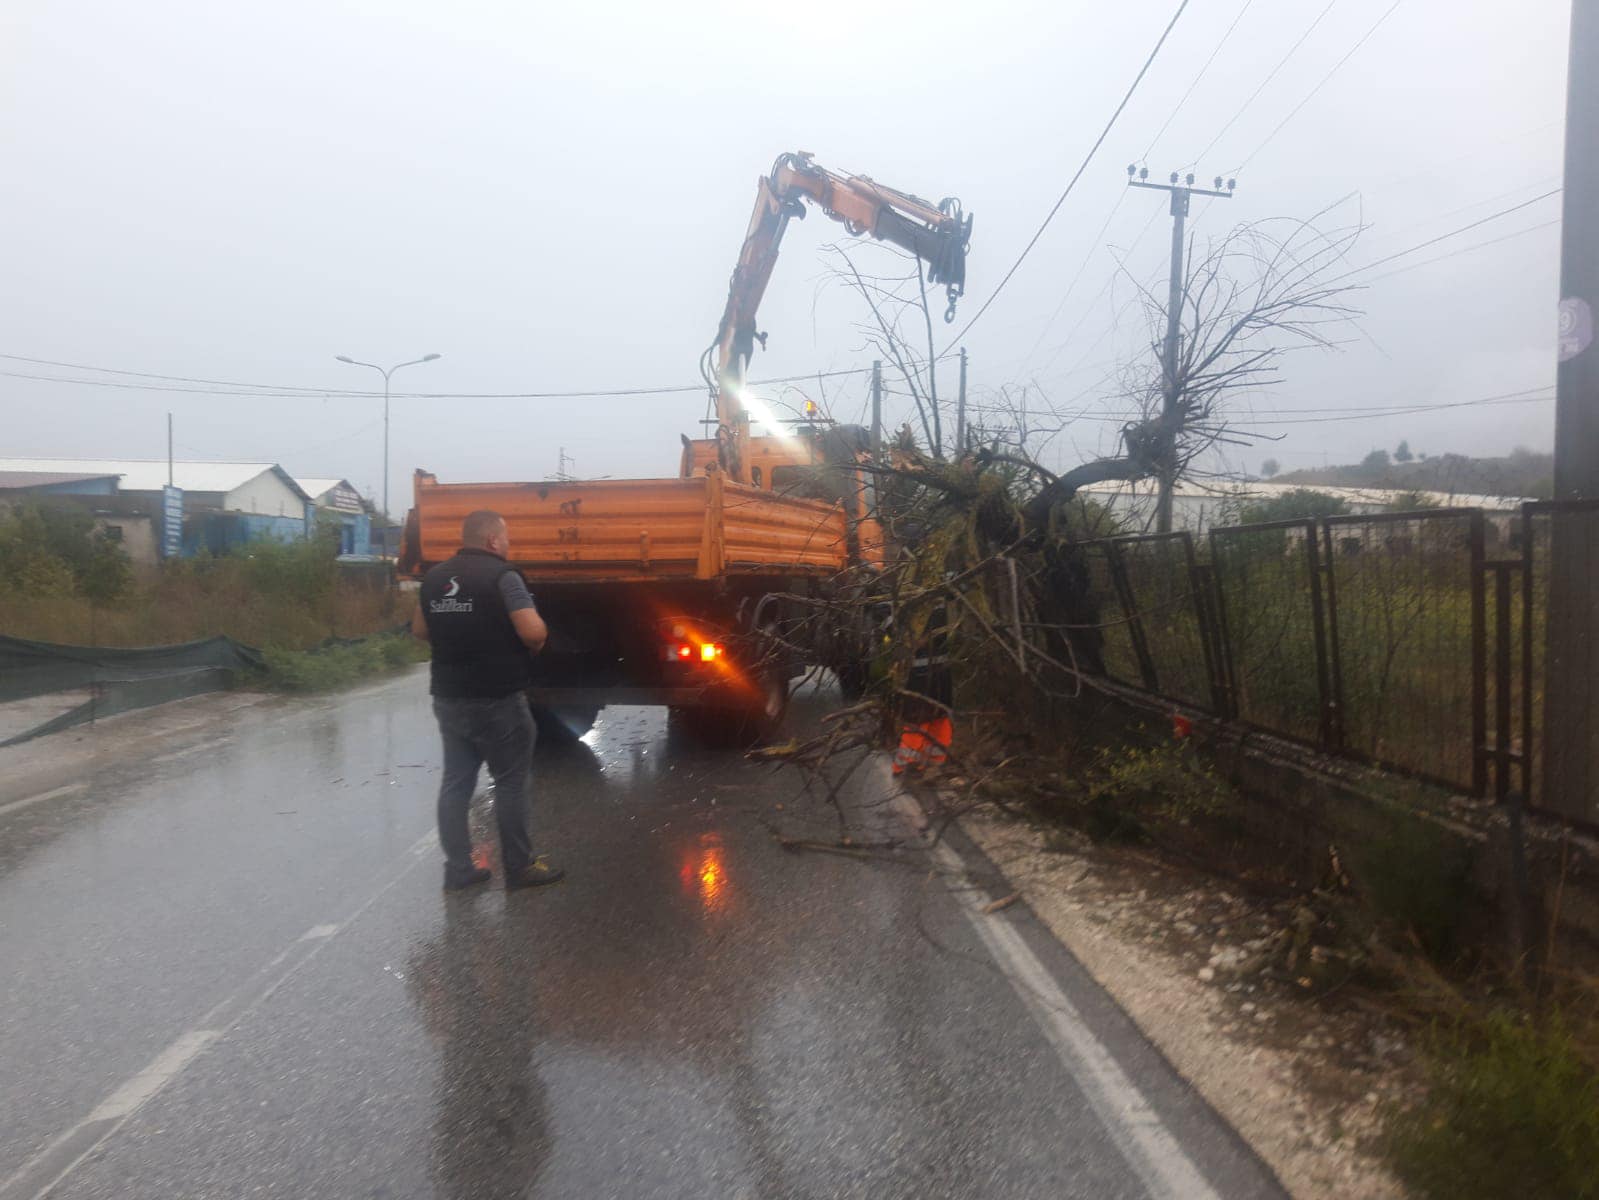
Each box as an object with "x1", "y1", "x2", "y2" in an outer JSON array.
[{"x1": 0, "y1": 539, "x2": 410, "y2": 651}]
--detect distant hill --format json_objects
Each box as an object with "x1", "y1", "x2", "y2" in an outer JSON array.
[{"x1": 1275, "y1": 448, "x2": 1552, "y2": 499}]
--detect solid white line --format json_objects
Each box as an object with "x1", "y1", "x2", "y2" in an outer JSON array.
[
  {"x1": 0, "y1": 785, "x2": 84, "y2": 819},
  {"x1": 87, "y1": 1031, "x2": 219, "y2": 1122},
  {"x1": 891, "y1": 787, "x2": 1222, "y2": 1200},
  {"x1": 300, "y1": 923, "x2": 339, "y2": 941}
]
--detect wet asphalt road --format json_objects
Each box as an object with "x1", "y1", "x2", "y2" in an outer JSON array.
[{"x1": 0, "y1": 669, "x2": 1284, "y2": 1199}]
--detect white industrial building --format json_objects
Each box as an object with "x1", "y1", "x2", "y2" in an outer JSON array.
[
  {"x1": 1076, "y1": 479, "x2": 1530, "y2": 536},
  {"x1": 0, "y1": 458, "x2": 310, "y2": 517}
]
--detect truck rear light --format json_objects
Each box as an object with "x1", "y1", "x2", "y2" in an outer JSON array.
[
  {"x1": 701, "y1": 643, "x2": 722, "y2": 662},
  {"x1": 676, "y1": 644, "x2": 693, "y2": 660}
]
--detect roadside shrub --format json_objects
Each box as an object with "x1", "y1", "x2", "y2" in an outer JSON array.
[
  {"x1": 259, "y1": 633, "x2": 426, "y2": 692},
  {"x1": 1343, "y1": 809, "x2": 1473, "y2": 961},
  {"x1": 1385, "y1": 1012, "x2": 1599, "y2": 1199},
  {"x1": 1238, "y1": 487, "x2": 1351, "y2": 525},
  {"x1": 0, "y1": 503, "x2": 132, "y2": 602}
]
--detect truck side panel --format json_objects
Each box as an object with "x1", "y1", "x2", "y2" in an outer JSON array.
[
  {"x1": 410, "y1": 473, "x2": 850, "y2": 582},
  {"x1": 415, "y1": 478, "x2": 712, "y2": 579},
  {"x1": 719, "y1": 481, "x2": 850, "y2": 572}
]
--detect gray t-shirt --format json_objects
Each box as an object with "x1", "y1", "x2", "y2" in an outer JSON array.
[{"x1": 498, "y1": 571, "x2": 537, "y2": 615}]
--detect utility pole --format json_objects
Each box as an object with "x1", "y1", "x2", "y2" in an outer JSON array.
[
  {"x1": 956, "y1": 348, "x2": 968, "y2": 457},
  {"x1": 1127, "y1": 167, "x2": 1236, "y2": 531},
  {"x1": 870, "y1": 359, "x2": 883, "y2": 462},
  {"x1": 1545, "y1": 0, "x2": 1599, "y2": 820},
  {"x1": 166, "y1": 413, "x2": 174, "y2": 487},
  {"x1": 555, "y1": 447, "x2": 575, "y2": 481}
]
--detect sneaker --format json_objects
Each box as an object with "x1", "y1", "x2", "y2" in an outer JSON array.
[
  {"x1": 444, "y1": 866, "x2": 492, "y2": 891},
  {"x1": 506, "y1": 860, "x2": 566, "y2": 890}
]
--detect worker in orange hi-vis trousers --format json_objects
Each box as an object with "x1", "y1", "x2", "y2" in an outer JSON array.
[{"x1": 893, "y1": 606, "x2": 953, "y2": 776}]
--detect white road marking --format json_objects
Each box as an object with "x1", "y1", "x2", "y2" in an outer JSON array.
[
  {"x1": 0, "y1": 785, "x2": 84, "y2": 819},
  {"x1": 0, "y1": 827, "x2": 438, "y2": 1200},
  {"x1": 145, "y1": 739, "x2": 232, "y2": 767},
  {"x1": 890, "y1": 786, "x2": 1223, "y2": 1200},
  {"x1": 87, "y1": 1032, "x2": 219, "y2": 1122}
]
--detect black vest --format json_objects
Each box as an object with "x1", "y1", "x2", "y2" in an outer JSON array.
[{"x1": 420, "y1": 547, "x2": 534, "y2": 699}]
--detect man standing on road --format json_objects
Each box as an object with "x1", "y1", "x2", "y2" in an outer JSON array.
[{"x1": 411, "y1": 510, "x2": 565, "y2": 892}]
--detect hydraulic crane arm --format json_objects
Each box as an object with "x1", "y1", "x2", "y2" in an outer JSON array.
[{"x1": 707, "y1": 152, "x2": 973, "y2": 481}]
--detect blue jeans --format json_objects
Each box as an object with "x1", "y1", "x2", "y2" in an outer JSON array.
[{"x1": 432, "y1": 694, "x2": 536, "y2": 881}]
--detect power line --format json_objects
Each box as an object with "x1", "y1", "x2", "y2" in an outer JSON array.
[
  {"x1": 977, "y1": 385, "x2": 1553, "y2": 427},
  {"x1": 1358, "y1": 219, "x2": 1560, "y2": 285},
  {"x1": 0, "y1": 360, "x2": 879, "y2": 402},
  {"x1": 944, "y1": 0, "x2": 1192, "y2": 350},
  {"x1": 1329, "y1": 188, "x2": 1562, "y2": 283},
  {"x1": 1020, "y1": 190, "x2": 1130, "y2": 362},
  {"x1": 0, "y1": 353, "x2": 363, "y2": 395},
  {"x1": 1142, "y1": 0, "x2": 1259, "y2": 162},
  {"x1": 1194, "y1": 0, "x2": 1339, "y2": 167},
  {"x1": 1019, "y1": 0, "x2": 1256, "y2": 372},
  {"x1": 1232, "y1": 0, "x2": 1405, "y2": 173}
]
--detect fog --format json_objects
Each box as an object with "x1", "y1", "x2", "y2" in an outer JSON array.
[{"x1": 0, "y1": 0, "x2": 1571, "y2": 504}]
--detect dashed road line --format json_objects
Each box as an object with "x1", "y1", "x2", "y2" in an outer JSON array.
[{"x1": 0, "y1": 827, "x2": 436, "y2": 1200}]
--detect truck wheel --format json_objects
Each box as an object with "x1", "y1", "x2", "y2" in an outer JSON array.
[
  {"x1": 681, "y1": 671, "x2": 789, "y2": 749},
  {"x1": 529, "y1": 703, "x2": 599, "y2": 745}
]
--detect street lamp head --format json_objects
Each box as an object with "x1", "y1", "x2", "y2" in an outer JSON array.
[
  {"x1": 335, "y1": 355, "x2": 355, "y2": 364},
  {"x1": 421, "y1": 353, "x2": 441, "y2": 362}
]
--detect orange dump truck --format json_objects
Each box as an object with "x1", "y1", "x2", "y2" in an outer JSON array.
[
  {"x1": 400, "y1": 152, "x2": 971, "y2": 742},
  {"x1": 401, "y1": 424, "x2": 883, "y2": 742}
]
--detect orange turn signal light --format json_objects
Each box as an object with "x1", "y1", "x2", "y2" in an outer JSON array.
[{"x1": 701, "y1": 643, "x2": 722, "y2": 662}]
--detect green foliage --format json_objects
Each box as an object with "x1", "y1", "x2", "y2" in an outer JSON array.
[
  {"x1": 1385, "y1": 1012, "x2": 1599, "y2": 1200},
  {"x1": 260, "y1": 632, "x2": 427, "y2": 692},
  {"x1": 1343, "y1": 809, "x2": 1473, "y2": 960},
  {"x1": 1092, "y1": 741, "x2": 1232, "y2": 836},
  {"x1": 1394, "y1": 439, "x2": 1414, "y2": 463},
  {"x1": 1019, "y1": 740, "x2": 1238, "y2": 844},
  {"x1": 232, "y1": 518, "x2": 341, "y2": 602},
  {"x1": 1238, "y1": 488, "x2": 1351, "y2": 524},
  {"x1": 0, "y1": 503, "x2": 132, "y2": 602},
  {"x1": 1361, "y1": 448, "x2": 1392, "y2": 474},
  {"x1": 1383, "y1": 489, "x2": 1441, "y2": 512},
  {"x1": 1260, "y1": 457, "x2": 1280, "y2": 478}
]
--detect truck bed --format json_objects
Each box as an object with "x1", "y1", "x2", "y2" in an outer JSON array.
[{"x1": 409, "y1": 470, "x2": 850, "y2": 582}]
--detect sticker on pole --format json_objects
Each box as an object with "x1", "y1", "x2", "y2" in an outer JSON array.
[{"x1": 1559, "y1": 297, "x2": 1593, "y2": 362}]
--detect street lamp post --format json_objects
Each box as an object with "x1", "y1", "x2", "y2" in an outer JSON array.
[{"x1": 334, "y1": 353, "x2": 440, "y2": 554}]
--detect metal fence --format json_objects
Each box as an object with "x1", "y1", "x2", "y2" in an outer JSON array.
[{"x1": 1072, "y1": 500, "x2": 1593, "y2": 819}]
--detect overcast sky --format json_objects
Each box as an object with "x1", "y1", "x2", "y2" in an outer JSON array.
[{"x1": 0, "y1": 0, "x2": 1572, "y2": 505}]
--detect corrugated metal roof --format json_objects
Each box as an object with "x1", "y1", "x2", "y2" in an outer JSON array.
[
  {"x1": 294, "y1": 477, "x2": 352, "y2": 500},
  {"x1": 0, "y1": 458, "x2": 308, "y2": 498},
  {"x1": 0, "y1": 470, "x2": 121, "y2": 490}
]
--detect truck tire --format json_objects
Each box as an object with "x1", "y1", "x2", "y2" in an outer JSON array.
[
  {"x1": 528, "y1": 703, "x2": 600, "y2": 745},
  {"x1": 679, "y1": 652, "x2": 790, "y2": 748}
]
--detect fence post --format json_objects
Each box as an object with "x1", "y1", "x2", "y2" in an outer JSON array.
[
  {"x1": 1203, "y1": 530, "x2": 1241, "y2": 719},
  {"x1": 1520, "y1": 503, "x2": 1536, "y2": 803},
  {"x1": 1105, "y1": 541, "x2": 1160, "y2": 692},
  {"x1": 1470, "y1": 512, "x2": 1488, "y2": 799},
  {"x1": 1493, "y1": 564, "x2": 1514, "y2": 803},
  {"x1": 1316, "y1": 522, "x2": 1345, "y2": 753},
  {"x1": 1185, "y1": 543, "x2": 1229, "y2": 717}
]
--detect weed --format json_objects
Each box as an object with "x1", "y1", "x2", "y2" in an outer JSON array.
[
  {"x1": 1385, "y1": 1011, "x2": 1599, "y2": 1199},
  {"x1": 259, "y1": 633, "x2": 427, "y2": 692},
  {"x1": 1343, "y1": 810, "x2": 1473, "y2": 962}
]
